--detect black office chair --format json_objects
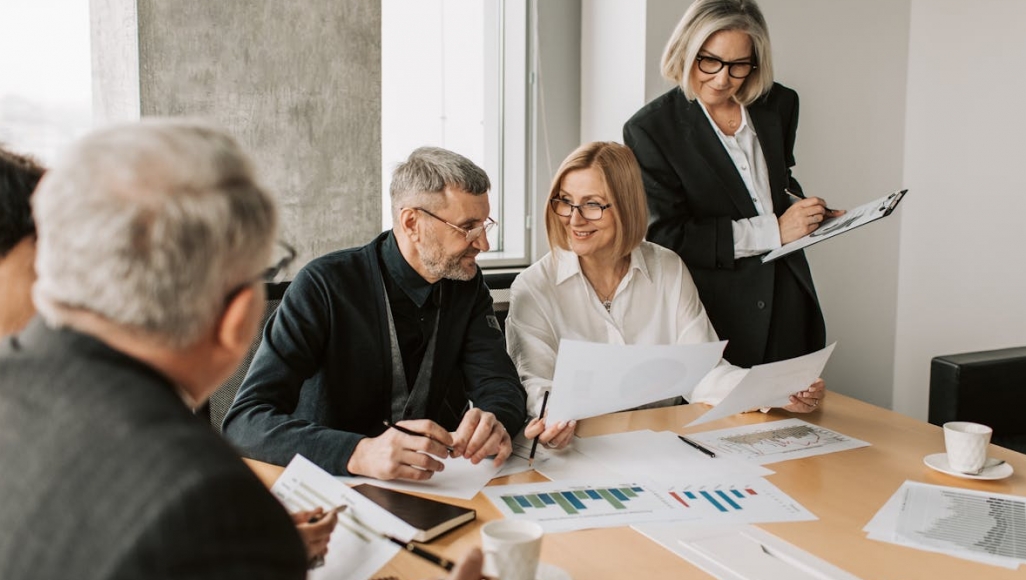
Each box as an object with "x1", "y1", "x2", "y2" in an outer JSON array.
[
  {"x1": 929, "y1": 346, "x2": 1026, "y2": 453},
  {"x1": 202, "y1": 281, "x2": 290, "y2": 432}
]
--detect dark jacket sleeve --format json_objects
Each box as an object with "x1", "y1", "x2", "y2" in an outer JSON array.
[
  {"x1": 127, "y1": 466, "x2": 308, "y2": 580},
  {"x1": 458, "y1": 272, "x2": 528, "y2": 436},
  {"x1": 222, "y1": 263, "x2": 366, "y2": 475},
  {"x1": 624, "y1": 107, "x2": 735, "y2": 271}
]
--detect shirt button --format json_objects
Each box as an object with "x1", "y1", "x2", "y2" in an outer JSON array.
[
  {"x1": 751, "y1": 197, "x2": 758, "y2": 204},
  {"x1": 741, "y1": 165, "x2": 748, "y2": 170},
  {"x1": 757, "y1": 300, "x2": 766, "y2": 309}
]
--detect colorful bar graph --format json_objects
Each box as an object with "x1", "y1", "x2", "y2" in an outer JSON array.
[{"x1": 499, "y1": 485, "x2": 653, "y2": 516}]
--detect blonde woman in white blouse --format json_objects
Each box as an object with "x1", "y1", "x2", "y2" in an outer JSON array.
[{"x1": 506, "y1": 142, "x2": 825, "y2": 449}]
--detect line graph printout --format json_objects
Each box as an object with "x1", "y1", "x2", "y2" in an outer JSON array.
[
  {"x1": 484, "y1": 479, "x2": 688, "y2": 533},
  {"x1": 865, "y1": 481, "x2": 1026, "y2": 569},
  {"x1": 685, "y1": 418, "x2": 870, "y2": 465}
]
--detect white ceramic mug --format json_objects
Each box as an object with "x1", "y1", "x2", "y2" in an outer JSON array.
[
  {"x1": 480, "y1": 519, "x2": 543, "y2": 580},
  {"x1": 943, "y1": 421, "x2": 992, "y2": 473}
]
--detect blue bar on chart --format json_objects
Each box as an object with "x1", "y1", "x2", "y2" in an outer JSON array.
[
  {"x1": 669, "y1": 487, "x2": 758, "y2": 512},
  {"x1": 499, "y1": 485, "x2": 650, "y2": 516}
]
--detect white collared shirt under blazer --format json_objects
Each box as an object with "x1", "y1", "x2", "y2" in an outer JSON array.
[{"x1": 506, "y1": 241, "x2": 747, "y2": 416}]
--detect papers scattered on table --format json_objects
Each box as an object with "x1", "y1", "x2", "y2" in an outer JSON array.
[
  {"x1": 865, "y1": 480, "x2": 1026, "y2": 569},
  {"x1": 339, "y1": 454, "x2": 501, "y2": 500},
  {"x1": 572, "y1": 429, "x2": 773, "y2": 485},
  {"x1": 684, "y1": 419, "x2": 870, "y2": 465},
  {"x1": 271, "y1": 455, "x2": 403, "y2": 580},
  {"x1": 633, "y1": 523, "x2": 863, "y2": 580},
  {"x1": 688, "y1": 343, "x2": 836, "y2": 427},
  {"x1": 546, "y1": 339, "x2": 726, "y2": 424}
]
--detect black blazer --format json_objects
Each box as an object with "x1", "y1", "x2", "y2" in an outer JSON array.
[{"x1": 624, "y1": 83, "x2": 825, "y2": 367}]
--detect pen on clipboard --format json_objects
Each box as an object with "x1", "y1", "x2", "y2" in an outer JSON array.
[
  {"x1": 383, "y1": 420, "x2": 455, "y2": 454},
  {"x1": 528, "y1": 390, "x2": 551, "y2": 467},
  {"x1": 785, "y1": 188, "x2": 839, "y2": 214},
  {"x1": 677, "y1": 435, "x2": 716, "y2": 458}
]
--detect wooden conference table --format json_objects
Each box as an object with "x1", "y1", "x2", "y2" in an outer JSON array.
[{"x1": 246, "y1": 394, "x2": 1026, "y2": 579}]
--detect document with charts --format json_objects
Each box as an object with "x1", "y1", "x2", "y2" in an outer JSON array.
[
  {"x1": 683, "y1": 418, "x2": 870, "y2": 465},
  {"x1": 762, "y1": 189, "x2": 907, "y2": 263}
]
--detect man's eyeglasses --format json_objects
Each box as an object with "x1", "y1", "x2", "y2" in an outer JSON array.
[
  {"x1": 224, "y1": 240, "x2": 296, "y2": 304},
  {"x1": 263, "y1": 240, "x2": 297, "y2": 283},
  {"x1": 412, "y1": 207, "x2": 497, "y2": 243},
  {"x1": 549, "y1": 198, "x2": 612, "y2": 221},
  {"x1": 695, "y1": 55, "x2": 757, "y2": 79}
]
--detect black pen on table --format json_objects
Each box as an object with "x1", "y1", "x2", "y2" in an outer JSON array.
[
  {"x1": 785, "y1": 188, "x2": 838, "y2": 214},
  {"x1": 677, "y1": 435, "x2": 716, "y2": 458},
  {"x1": 383, "y1": 420, "x2": 455, "y2": 454},
  {"x1": 338, "y1": 507, "x2": 456, "y2": 571},
  {"x1": 528, "y1": 390, "x2": 551, "y2": 467}
]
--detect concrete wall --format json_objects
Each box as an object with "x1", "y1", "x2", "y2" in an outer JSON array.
[
  {"x1": 92, "y1": 0, "x2": 382, "y2": 272},
  {"x1": 893, "y1": 0, "x2": 1026, "y2": 419}
]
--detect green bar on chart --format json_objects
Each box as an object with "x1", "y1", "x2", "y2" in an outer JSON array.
[{"x1": 598, "y1": 488, "x2": 625, "y2": 510}]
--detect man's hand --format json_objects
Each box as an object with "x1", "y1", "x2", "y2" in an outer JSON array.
[
  {"x1": 346, "y1": 419, "x2": 453, "y2": 481},
  {"x1": 291, "y1": 508, "x2": 337, "y2": 565},
  {"x1": 451, "y1": 408, "x2": 512, "y2": 466}
]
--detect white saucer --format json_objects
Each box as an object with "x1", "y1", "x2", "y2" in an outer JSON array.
[
  {"x1": 923, "y1": 453, "x2": 1014, "y2": 480},
  {"x1": 537, "y1": 562, "x2": 572, "y2": 580}
]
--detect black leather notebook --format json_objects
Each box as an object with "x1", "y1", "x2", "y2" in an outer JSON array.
[{"x1": 352, "y1": 484, "x2": 476, "y2": 542}]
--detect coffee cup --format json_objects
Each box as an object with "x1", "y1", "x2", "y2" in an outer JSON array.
[
  {"x1": 943, "y1": 421, "x2": 992, "y2": 473},
  {"x1": 480, "y1": 519, "x2": 543, "y2": 580}
]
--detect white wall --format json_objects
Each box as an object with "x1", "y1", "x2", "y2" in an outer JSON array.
[
  {"x1": 893, "y1": 0, "x2": 1026, "y2": 419},
  {"x1": 580, "y1": 0, "x2": 646, "y2": 143},
  {"x1": 760, "y1": 0, "x2": 910, "y2": 409}
]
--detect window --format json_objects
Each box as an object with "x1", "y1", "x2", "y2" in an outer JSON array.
[
  {"x1": 0, "y1": 0, "x2": 92, "y2": 163},
  {"x1": 382, "y1": 0, "x2": 529, "y2": 266}
]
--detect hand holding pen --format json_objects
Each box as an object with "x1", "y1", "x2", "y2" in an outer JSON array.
[
  {"x1": 523, "y1": 390, "x2": 576, "y2": 455},
  {"x1": 345, "y1": 419, "x2": 454, "y2": 482},
  {"x1": 779, "y1": 189, "x2": 846, "y2": 245}
]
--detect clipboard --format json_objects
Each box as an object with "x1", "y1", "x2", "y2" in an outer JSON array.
[{"x1": 762, "y1": 189, "x2": 908, "y2": 263}]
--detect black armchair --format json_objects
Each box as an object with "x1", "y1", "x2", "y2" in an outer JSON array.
[{"x1": 929, "y1": 346, "x2": 1026, "y2": 453}]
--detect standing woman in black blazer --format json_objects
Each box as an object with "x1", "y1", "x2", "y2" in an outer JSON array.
[{"x1": 624, "y1": 0, "x2": 843, "y2": 368}]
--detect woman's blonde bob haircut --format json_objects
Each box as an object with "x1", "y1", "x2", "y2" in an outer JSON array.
[
  {"x1": 661, "y1": 0, "x2": 774, "y2": 106},
  {"x1": 545, "y1": 142, "x2": 648, "y2": 261}
]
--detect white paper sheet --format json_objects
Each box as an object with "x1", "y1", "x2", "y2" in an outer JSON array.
[
  {"x1": 572, "y1": 430, "x2": 773, "y2": 485},
  {"x1": 483, "y1": 478, "x2": 688, "y2": 532},
  {"x1": 864, "y1": 480, "x2": 1025, "y2": 569},
  {"x1": 633, "y1": 523, "x2": 863, "y2": 580},
  {"x1": 546, "y1": 339, "x2": 726, "y2": 424},
  {"x1": 684, "y1": 419, "x2": 870, "y2": 465},
  {"x1": 688, "y1": 344, "x2": 836, "y2": 427},
  {"x1": 338, "y1": 454, "x2": 502, "y2": 500},
  {"x1": 270, "y1": 455, "x2": 404, "y2": 580}
]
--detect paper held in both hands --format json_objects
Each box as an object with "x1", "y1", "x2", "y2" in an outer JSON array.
[
  {"x1": 544, "y1": 338, "x2": 834, "y2": 427},
  {"x1": 762, "y1": 189, "x2": 907, "y2": 263},
  {"x1": 544, "y1": 339, "x2": 727, "y2": 424},
  {"x1": 687, "y1": 343, "x2": 836, "y2": 427}
]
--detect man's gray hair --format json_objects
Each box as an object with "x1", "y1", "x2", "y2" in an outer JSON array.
[
  {"x1": 389, "y1": 146, "x2": 490, "y2": 220},
  {"x1": 32, "y1": 118, "x2": 278, "y2": 347}
]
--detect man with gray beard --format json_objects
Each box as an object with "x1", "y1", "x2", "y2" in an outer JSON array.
[{"x1": 224, "y1": 147, "x2": 526, "y2": 480}]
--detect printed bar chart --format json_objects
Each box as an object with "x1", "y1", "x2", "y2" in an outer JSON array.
[
  {"x1": 663, "y1": 479, "x2": 814, "y2": 524},
  {"x1": 500, "y1": 486, "x2": 647, "y2": 515}
]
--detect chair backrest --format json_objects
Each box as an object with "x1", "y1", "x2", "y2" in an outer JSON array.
[
  {"x1": 483, "y1": 269, "x2": 519, "y2": 333},
  {"x1": 929, "y1": 346, "x2": 1026, "y2": 453},
  {"x1": 205, "y1": 281, "x2": 290, "y2": 432}
]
